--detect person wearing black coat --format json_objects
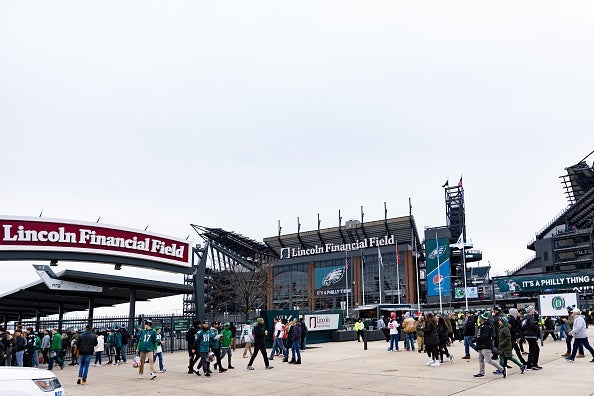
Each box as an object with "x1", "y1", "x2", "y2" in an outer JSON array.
[
  {"x1": 507, "y1": 308, "x2": 527, "y2": 366},
  {"x1": 521, "y1": 306, "x2": 541, "y2": 370},
  {"x1": 462, "y1": 311, "x2": 478, "y2": 359},
  {"x1": 437, "y1": 316, "x2": 453, "y2": 364},
  {"x1": 76, "y1": 325, "x2": 98, "y2": 385},
  {"x1": 246, "y1": 318, "x2": 273, "y2": 370},
  {"x1": 423, "y1": 313, "x2": 439, "y2": 366}
]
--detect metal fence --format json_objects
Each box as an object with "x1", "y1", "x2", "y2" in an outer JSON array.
[{"x1": 19, "y1": 314, "x2": 250, "y2": 363}]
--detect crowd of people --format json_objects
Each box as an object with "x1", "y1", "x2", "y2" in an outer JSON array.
[
  {"x1": 185, "y1": 316, "x2": 308, "y2": 376},
  {"x1": 372, "y1": 304, "x2": 594, "y2": 378}
]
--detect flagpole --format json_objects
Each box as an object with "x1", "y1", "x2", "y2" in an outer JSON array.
[
  {"x1": 462, "y1": 239, "x2": 469, "y2": 311},
  {"x1": 378, "y1": 246, "x2": 383, "y2": 304},
  {"x1": 360, "y1": 250, "x2": 365, "y2": 306},
  {"x1": 395, "y1": 240, "x2": 401, "y2": 305},
  {"x1": 345, "y1": 251, "x2": 349, "y2": 319},
  {"x1": 436, "y1": 233, "x2": 443, "y2": 313},
  {"x1": 410, "y1": 197, "x2": 421, "y2": 314}
]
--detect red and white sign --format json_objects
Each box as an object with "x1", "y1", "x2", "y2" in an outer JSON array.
[
  {"x1": 303, "y1": 314, "x2": 340, "y2": 332},
  {"x1": 0, "y1": 216, "x2": 190, "y2": 266}
]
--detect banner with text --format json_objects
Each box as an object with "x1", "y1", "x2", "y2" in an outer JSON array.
[
  {"x1": 425, "y1": 237, "x2": 451, "y2": 297},
  {"x1": 497, "y1": 271, "x2": 594, "y2": 293},
  {"x1": 304, "y1": 313, "x2": 341, "y2": 331},
  {"x1": 314, "y1": 266, "x2": 349, "y2": 296},
  {"x1": 0, "y1": 216, "x2": 191, "y2": 266},
  {"x1": 539, "y1": 293, "x2": 579, "y2": 316}
]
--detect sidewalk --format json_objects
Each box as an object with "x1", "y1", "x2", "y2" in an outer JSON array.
[{"x1": 54, "y1": 329, "x2": 594, "y2": 396}]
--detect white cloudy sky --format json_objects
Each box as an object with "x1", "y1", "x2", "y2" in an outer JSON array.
[{"x1": 1, "y1": 1, "x2": 593, "y2": 317}]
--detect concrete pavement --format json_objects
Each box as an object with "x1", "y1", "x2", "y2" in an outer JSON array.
[{"x1": 52, "y1": 329, "x2": 594, "y2": 396}]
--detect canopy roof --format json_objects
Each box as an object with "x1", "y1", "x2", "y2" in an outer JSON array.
[{"x1": 0, "y1": 269, "x2": 193, "y2": 322}]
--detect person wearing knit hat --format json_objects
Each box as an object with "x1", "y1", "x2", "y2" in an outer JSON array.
[
  {"x1": 522, "y1": 304, "x2": 542, "y2": 370},
  {"x1": 506, "y1": 308, "x2": 528, "y2": 367},
  {"x1": 497, "y1": 316, "x2": 526, "y2": 375},
  {"x1": 565, "y1": 308, "x2": 594, "y2": 363},
  {"x1": 473, "y1": 310, "x2": 504, "y2": 378}
]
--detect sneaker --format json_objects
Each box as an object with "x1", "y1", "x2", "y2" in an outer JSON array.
[
  {"x1": 449, "y1": 355, "x2": 454, "y2": 363},
  {"x1": 138, "y1": 375, "x2": 143, "y2": 379},
  {"x1": 246, "y1": 365, "x2": 254, "y2": 370},
  {"x1": 194, "y1": 370, "x2": 201, "y2": 376},
  {"x1": 431, "y1": 361, "x2": 441, "y2": 367},
  {"x1": 205, "y1": 373, "x2": 211, "y2": 377},
  {"x1": 590, "y1": 359, "x2": 594, "y2": 363},
  {"x1": 159, "y1": 369, "x2": 166, "y2": 373},
  {"x1": 565, "y1": 358, "x2": 574, "y2": 362},
  {"x1": 520, "y1": 364, "x2": 526, "y2": 374},
  {"x1": 577, "y1": 354, "x2": 585, "y2": 358},
  {"x1": 81, "y1": 380, "x2": 87, "y2": 385},
  {"x1": 473, "y1": 373, "x2": 484, "y2": 378},
  {"x1": 425, "y1": 359, "x2": 434, "y2": 366},
  {"x1": 503, "y1": 367, "x2": 507, "y2": 379},
  {"x1": 493, "y1": 370, "x2": 503, "y2": 375},
  {"x1": 77, "y1": 378, "x2": 81, "y2": 385},
  {"x1": 562, "y1": 353, "x2": 570, "y2": 357},
  {"x1": 228, "y1": 366, "x2": 235, "y2": 369},
  {"x1": 387, "y1": 348, "x2": 392, "y2": 352},
  {"x1": 150, "y1": 373, "x2": 157, "y2": 380},
  {"x1": 533, "y1": 366, "x2": 542, "y2": 370},
  {"x1": 265, "y1": 365, "x2": 274, "y2": 369},
  {"x1": 97, "y1": 363, "x2": 101, "y2": 367}
]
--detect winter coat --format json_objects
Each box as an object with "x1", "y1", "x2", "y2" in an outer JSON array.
[
  {"x1": 415, "y1": 322, "x2": 424, "y2": 337},
  {"x1": 423, "y1": 322, "x2": 439, "y2": 346},
  {"x1": 292, "y1": 323, "x2": 302, "y2": 342},
  {"x1": 497, "y1": 324, "x2": 513, "y2": 358},
  {"x1": 475, "y1": 321, "x2": 493, "y2": 350},
  {"x1": 521, "y1": 314, "x2": 539, "y2": 338},
  {"x1": 95, "y1": 335, "x2": 105, "y2": 353},
  {"x1": 463, "y1": 316, "x2": 477, "y2": 337},
  {"x1": 437, "y1": 323, "x2": 449, "y2": 343},
  {"x1": 77, "y1": 331, "x2": 98, "y2": 356}
]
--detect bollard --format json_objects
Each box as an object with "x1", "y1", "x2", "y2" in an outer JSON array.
[{"x1": 363, "y1": 330, "x2": 368, "y2": 350}]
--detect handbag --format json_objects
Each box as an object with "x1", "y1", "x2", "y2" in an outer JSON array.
[{"x1": 132, "y1": 356, "x2": 141, "y2": 368}]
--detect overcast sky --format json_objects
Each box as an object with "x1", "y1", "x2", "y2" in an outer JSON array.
[{"x1": 1, "y1": 1, "x2": 593, "y2": 317}]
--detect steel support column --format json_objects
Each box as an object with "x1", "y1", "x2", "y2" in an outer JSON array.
[
  {"x1": 88, "y1": 297, "x2": 95, "y2": 326},
  {"x1": 128, "y1": 289, "x2": 136, "y2": 332}
]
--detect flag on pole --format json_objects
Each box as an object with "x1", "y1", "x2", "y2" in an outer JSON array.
[
  {"x1": 345, "y1": 256, "x2": 348, "y2": 270},
  {"x1": 377, "y1": 246, "x2": 383, "y2": 267},
  {"x1": 455, "y1": 233, "x2": 464, "y2": 250},
  {"x1": 458, "y1": 176, "x2": 463, "y2": 187},
  {"x1": 395, "y1": 244, "x2": 400, "y2": 265}
]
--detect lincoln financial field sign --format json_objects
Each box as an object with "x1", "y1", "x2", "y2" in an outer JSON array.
[
  {"x1": 280, "y1": 235, "x2": 396, "y2": 259},
  {"x1": 0, "y1": 216, "x2": 191, "y2": 267}
]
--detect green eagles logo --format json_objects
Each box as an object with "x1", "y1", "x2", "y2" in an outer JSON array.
[{"x1": 551, "y1": 296, "x2": 565, "y2": 311}]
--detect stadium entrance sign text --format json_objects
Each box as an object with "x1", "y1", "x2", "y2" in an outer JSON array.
[{"x1": 281, "y1": 235, "x2": 395, "y2": 259}]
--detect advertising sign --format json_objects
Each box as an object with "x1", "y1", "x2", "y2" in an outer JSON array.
[
  {"x1": 314, "y1": 265, "x2": 349, "y2": 296},
  {"x1": 425, "y1": 237, "x2": 451, "y2": 297},
  {"x1": 172, "y1": 318, "x2": 191, "y2": 332},
  {"x1": 304, "y1": 313, "x2": 340, "y2": 332},
  {"x1": 497, "y1": 271, "x2": 594, "y2": 293},
  {"x1": 454, "y1": 286, "x2": 478, "y2": 299},
  {"x1": 539, "y1": 293, "x2": 578, "y2": 317},
  {"x1": 0, "y1": 216, "x2": 190, "y2": 266}
]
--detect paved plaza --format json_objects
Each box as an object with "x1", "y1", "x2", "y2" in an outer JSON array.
[{"x1": 54, "y1": 329, "x2": 594, "y2": 396}]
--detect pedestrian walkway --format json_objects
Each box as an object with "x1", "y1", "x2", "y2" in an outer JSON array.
[{"x1": 53, "y1": 328, "x2": 594, "y2": 396}]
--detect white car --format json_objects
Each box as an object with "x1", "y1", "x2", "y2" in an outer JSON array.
[{"x1": 0, "y1": 367, "x2": 65, "y2": 396}]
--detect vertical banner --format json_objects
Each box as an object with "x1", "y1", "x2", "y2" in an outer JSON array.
[{"x1": 425, "y1": 237, "x2": 451, "y2": 297}]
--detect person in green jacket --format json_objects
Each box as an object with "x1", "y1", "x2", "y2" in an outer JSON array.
[
  {"x1": 220, "y1": 323, "x2": 234, "y2": 370},
  {"x1": 192, "y1": 322, "x2": 212, "y2": 377},
  {"x1": 497, "y1": 316, "x2": 525, "y2": 375},
  {"x1": 48, "y1": 329, "x2": 64, "y2": 370},
  {"x1": 135, "y1": 320, "x2": 157, "y2": 380}
]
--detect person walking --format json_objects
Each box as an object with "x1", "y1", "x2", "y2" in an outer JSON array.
[
  {"x1": 437, "y1": 315, "x2": 453, "y2": 364},
  {"x1": 76, "y1": 325, "x2": 97, "y2": 385},
  {"x1": 462, "y1": 311, "x2": 478, "y2": 359},
  {"x1": 120, "y1": 326, "x2": 129, "y2": 364},
  {"x1": 136, "y1": 320, "x2": 158, "y2": 380},
  {"x1": 112, "y1": 326, "x2": 122, "y2": 366},
  {"x1": 241, "y1": 321, "x2": 253, "y2": 358},
  {"x1": 13, "y1": 329, "x2": 26, "y2": 367},
  {"x1": 93, "y1": 331, "x2": 104, "y2": 367},
  {"x1": 521, "y1": 306, "x2": 542, "y2": 370},
  {"x1": 355, "y1": 319, "x2": 365, "y2": 342},
  {"x1": 497, "y1": 316, "x2": 525, "y2": 374},
  {"x1": 299, "y1": 318, "x2": 308, "y2": 351},
  {"x1": 40, "y1": 330, "x2": 50, "y2": 369},
  {"x1": 187, "y1": 321, "x2": 200, "y2": 374},
  {"x1": 192, "y1": 322, "x2": 212, "y2": 377},
  {"x1": 562, "y1": 305, "x2": 585, "y2": 358},
  {"x1": 269, "y1": 317, "x2": 287, "y2": 360},
  {"x1": 152, "y1": 327, "x2": 166, "y2": 373},
  {"x1": 246, "y1": 318, "x2": 273, "y2": 370},
  {"x1": 473, "y1": 312, "x2": 505, "y2": 378},
  {"x1": 565, "y1": 307, "x2": 594, "y2": 362},
  {"x1": 48, "y1": 329, "x2": 64, "y2": 370},
  {"x1": 507, "y1": 308, "x2": 528, "y2": 367},
  {"x1": 220, "y1": 323, "x2": 235, "y2": 369},
  {"x1": 423, "y1": 313, "x2": 440, "y2": 367}
]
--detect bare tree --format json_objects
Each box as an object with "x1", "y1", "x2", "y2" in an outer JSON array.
[{"x1": 209, "y1": 261, "x2": 271, "y2": 321}]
